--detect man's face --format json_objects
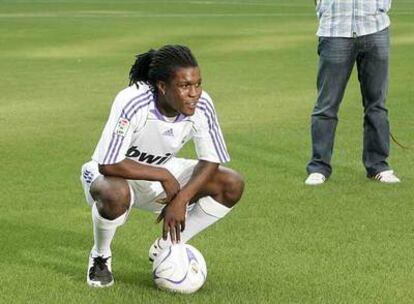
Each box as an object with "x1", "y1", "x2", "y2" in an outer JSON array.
[{"x1": 161, "y1": 66, "x2": 202, "y2": 116}]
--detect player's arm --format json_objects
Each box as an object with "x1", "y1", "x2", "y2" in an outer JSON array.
[
  {"x1": 157, "y1": 160, "x2": 219, "y2": 243},
  {"x1": 99, "y1": 159, "x2": 180, "y2": 202},
  {"x1": 94, "y1": 88, "x2": 181, "y2": 200}
]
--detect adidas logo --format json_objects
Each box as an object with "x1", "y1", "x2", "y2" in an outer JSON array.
[{"x1": 162, "y1": 128, "x2": 174, "y2": 137}]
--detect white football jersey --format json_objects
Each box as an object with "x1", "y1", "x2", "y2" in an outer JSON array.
[{"x1": 92, "y1": 83, "x2": 230, "y2": 166}]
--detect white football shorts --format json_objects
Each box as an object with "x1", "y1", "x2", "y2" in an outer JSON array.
[{"x1": 80, "y1": 158, "x2": 197, "y2": 212}]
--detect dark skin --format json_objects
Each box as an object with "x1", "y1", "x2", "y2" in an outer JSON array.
[
  {"x1": 91, "y1": 66, "x2": 244, "y2": 243},
  {"x1": 156, "y1": 66, "x2": 202, "y2": 117}
]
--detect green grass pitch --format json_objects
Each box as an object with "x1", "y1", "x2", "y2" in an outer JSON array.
[{"x1": 1, "y1": 0, "x2": 413, "y2": 303}]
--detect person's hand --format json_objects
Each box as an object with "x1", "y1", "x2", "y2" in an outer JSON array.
[
  {"x1": 157, "y1": 197, "x2": 187, "y2": 243},
  {"x1": 160, "y1": 171, "x2": 180, "y2": 203}
]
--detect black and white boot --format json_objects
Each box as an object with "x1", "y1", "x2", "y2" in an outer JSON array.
[{"x1": 87, "y1": 252, "x2": 114, "y2": 287}]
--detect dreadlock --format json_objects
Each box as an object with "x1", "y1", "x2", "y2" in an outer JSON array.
[{"x1": 128, "y1": 45, "x2": 198, "y2": 90}]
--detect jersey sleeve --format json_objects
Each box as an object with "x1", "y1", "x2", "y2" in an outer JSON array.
[
  {"x1": 92, "y1": 88, "x2": 151, "y2": 165},
  {"x1": 193, "y1": 93, "x2": 230, "y2": 164}
]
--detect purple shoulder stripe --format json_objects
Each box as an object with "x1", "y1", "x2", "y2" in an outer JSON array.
[
  {"x1": 106, "y1": 133, "x2": 123, "y2": 164},
  {"x1": 198, "y1": 97, "x2": 230, "y2": 161},
  {"x1": 103, "y1": 133, "x2": 119, "y2": 164},
  {"x1": 122, "y1": 90, "x2": 152, "y2": 116},
  {"x1": 197, "y1": 101, "x2": 229, "y2": 162},
  {"x1": 104, "y1": 100, "x2": 152, "y2": 164},
  {"x1": 103, "y1": 91, "x2": 153, "y2": 164},
  {"x1": 122, "y1": 90, "x2": 153, "y2": 120}
]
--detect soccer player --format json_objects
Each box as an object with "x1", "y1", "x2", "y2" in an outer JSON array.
[{"x1": 80, "y1": 45, "x2": 244, "y2": 287}]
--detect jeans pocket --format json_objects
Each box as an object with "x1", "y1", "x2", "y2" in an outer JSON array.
[{"x1": 317, "y1": 37, "x2": 325, "y2": 56}]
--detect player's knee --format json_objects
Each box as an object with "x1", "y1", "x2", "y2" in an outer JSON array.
[
  {"x1": 90, "y1": 177, "x2": 130, "y2": 220},
  {"x1": 222, "y1": 171, "x2": 244, "y2": 206}
]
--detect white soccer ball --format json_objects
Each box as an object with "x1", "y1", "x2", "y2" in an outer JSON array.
[{"x1": 152, "y1": 243, "x2": 207, "y2": 294}]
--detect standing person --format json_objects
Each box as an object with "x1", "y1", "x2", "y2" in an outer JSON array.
[
  {"x1": 305, "y1": 0, "x2": 400, "y2": 185},
  {"x1": 80, "y1": 45, "x2": 244, "y2": 287}
]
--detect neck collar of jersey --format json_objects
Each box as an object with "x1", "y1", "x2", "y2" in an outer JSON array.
[{"x1": 151, "y1": 104, "x2": 187, "y2": 123}]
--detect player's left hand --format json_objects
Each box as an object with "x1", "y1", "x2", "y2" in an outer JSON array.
[{"x1": 157, "y1": 198, "x2": 187, "y2": 243}]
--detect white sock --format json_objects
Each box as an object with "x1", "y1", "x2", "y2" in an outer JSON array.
[
  {"x1": 158, "y1": 196, "x2": 232, "y2": 248},
  {"x1": 91, "y1": 203, "x2": 128, "y2": 258}
]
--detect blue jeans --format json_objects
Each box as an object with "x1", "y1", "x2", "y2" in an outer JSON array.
[{"x1": 307, "y1": 28, "x2": 391, "y2": 178}]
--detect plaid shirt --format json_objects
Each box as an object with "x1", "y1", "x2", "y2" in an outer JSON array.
[{"x1": 316, "y1": 0, "x2": 391, "y2": 37}]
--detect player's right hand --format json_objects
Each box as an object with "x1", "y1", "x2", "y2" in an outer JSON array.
[
  {"x1": 156, "y1": 196, "x2": 187, "y2": 243},
  {"x1": 160, "y1": 171, "x2": 180, "y2": 203}
]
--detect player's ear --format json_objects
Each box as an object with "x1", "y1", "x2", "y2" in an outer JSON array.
[{"x1": 156, "y1": 81, "x2": 167, "y2": 96}]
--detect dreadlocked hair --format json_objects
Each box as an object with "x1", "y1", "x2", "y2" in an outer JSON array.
[{"x1": 128, "y1": 45, "x2": 198, "y2": 89}]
